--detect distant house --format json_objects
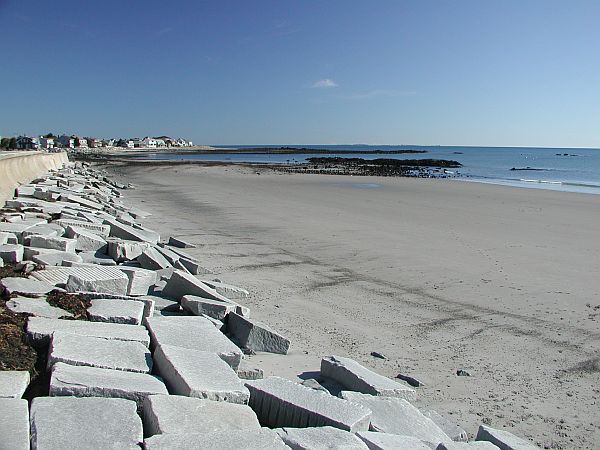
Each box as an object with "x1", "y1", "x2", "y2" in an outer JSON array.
[
  {"x1": 15, "y1": 136, "x2": 39, "y2": 149},
  {"x1": 78, "y1": 137, "x2": 88, "y2": 148},
  {"x1": 102, "y1": 139, "x2": 116, "y2": 147},
  {"x1": 141, "y1": 137, "x2": 157, "y2": 148},
  {"x1": 154, "y1": 139, "x2": 166, "y2": 148},
  {"x1": 57, "y1": 135, "x2": 75, "y2": 148},
  {"x1": 39, "y1": 137, "x2": 55, "y2": 149},
  {"x1": 87, "y1": 138, "x2": 102, "y2": 148}
]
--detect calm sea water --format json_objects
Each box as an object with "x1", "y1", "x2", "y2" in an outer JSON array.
[{"x1": 138, "y1": 145, "x2": 600, "y2": 195}]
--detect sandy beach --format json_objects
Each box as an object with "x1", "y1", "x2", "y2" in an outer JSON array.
[{"x1": 104, "y1": 162, "x2": 600, "y2": 449}]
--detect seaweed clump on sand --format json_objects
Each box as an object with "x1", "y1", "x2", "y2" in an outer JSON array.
[{"x1": 281, "y1": 157, "x2": 462, "y2": 177}]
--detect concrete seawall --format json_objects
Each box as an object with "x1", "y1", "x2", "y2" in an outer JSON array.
[{"x1": 0, "y1": 151, "x2": 70, "y2": 204}]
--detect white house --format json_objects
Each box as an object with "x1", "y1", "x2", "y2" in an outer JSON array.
[
  {"x1": 141, "y1": 137, "x2": 157, "y2": 148},
  {"x1": 39, "y1": 137, "x2": 55, "y2": 149},
  {"x1": 87, "y1": 138, "x2": 102, "y2": 148}
]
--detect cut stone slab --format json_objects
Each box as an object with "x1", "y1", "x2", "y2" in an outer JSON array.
[
  {"x1": 161, "y1": 269, "x2": 232, "y2": 302},
  {"x1": 28, "y1": 235, "x2": 76, "y2": 253},
  {"x1": 340, "y1": 391, "x2": 451, "y2": 445},
  {"x1": 138, "y1": 247, "x2": 171, "y2": 270},
  {"x1": 61, "y1": 193, "x2": 104, "y2": 210},
  {"x1": 436, "y1": 442, "x2": 500, "y2": 450},
  {"x1": 181, "y1": 294, "x2": 236, "y2": 320},
  {"x1": 88, "y1": 298, "x2": 145, "y2": 325},
  {"x1": 21, "y1": 224, "x2": 64, "y2": 239},
  {"x1": 1, "y1": 277, "x2": 55, "y2": 297},
  {"x1": 32, "y1": 251, "x2": 83, "y2": 267},
  {"x1": 228, "y1": 312, "x2": 290, "y2": 354},
  {"x1": 356, "y1": 431, "x2": 432, "y2": 450},
  {"x1": 143, "y1": 394, "x2": 260, "y2": 437},
  {"x1": 153, "y1": 344, "x2": 249, "y2": 404},
  {"x1": 145, "y1": 316, "x2": 243, "y2": 370},
  {"x1": 0, "y1": 371, "x2": 30, "y2": 398},
  {"x1": 202, "y1": 279, "x2": 250, "y2": 299},
  {"x1": 65, "y1": 226, "x2": 107, "y2": 252},
  {"x1": 104, "y1": 217, "x2": 159, "y2": 244},
  {"x1": 322, "y1": 355, "x2": 416, "y2": 400},
  {"x1": 79, "y1": 291, "x2": 154, "y2": 319},
  {"x1": 424, "y1": 410, "x2": 469, "y2": 442},
  {"x1": 154, "y1": 245, "x2": 181, "y2": 265},
  {"x1": 65, "y1": 266, "x2": 129, "y2": 296},
  {"x1": 79, "y1": 250, "x2": 117, "y2": 265},
  {"x1": 178, "y1": 256, "x2": 212, "y2": 275},
  {"x1": 0, "y1": 222, "x2": 35, "y2": 237},
  {"x1": 54, "y1": 218, "x2": 110, "y2": 237},
  {"x1": 476, "y1": 425, "x2": 540, "y2": 450},
  {"x1": 0, "y1": 231, "x2": 13, "y2": 245},
  {"x1": 143, "y1": 428, "x2": 288, "y2": 450},
  {"x1": 168, "y1": 236, "x2": 195, "y2": 248},
  {"x1": 245, "y1": 376, "x2": 371, "y2": 432},
  {"x1": 27, "y1": 316, "x2": 150, "y2": 347},
  {"x1": 107, "y1": 239, "x2": 150, "y2": 262},
  {"x1": 49, "y1": 362, "x2": 168, "y2": 406},
  {"x1": 147, "y1": 295, "x2": 180, "y2": 312},
  {"x1": 119, "y1": 266, "x2": 158, "y2": 296},
  {"x1": 6, "y1": 296, "x2": 72, "y2": 319},
  {"x1": 276, "y1": 426, "x2": 369, "y2": 450},
  {"x1": 0, "y1": 398, "x2": 29, "y2": 450},
  {"x1": 48, "y1": 332, "x2": 153, "y2": 373},
  {"x1": 237, "y1": 360, "x2": 264, "y2": 380},
  {"x1": 0, "y1": 243, "x2": 24, "y2": 263},
  {"x1": 30, "y1": 396, "x2": 143, "y2": 449}
]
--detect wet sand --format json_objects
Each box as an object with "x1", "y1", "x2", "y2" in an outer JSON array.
[{"x1": 105, "y1": 162, "x2": 600, "y2": 449}]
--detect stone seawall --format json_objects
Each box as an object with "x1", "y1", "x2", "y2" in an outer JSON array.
[{"x1": 0, "y1": 151, "x2": 70, "y2": 204}]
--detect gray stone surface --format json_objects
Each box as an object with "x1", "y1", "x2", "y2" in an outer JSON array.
[
  {"x1": 1, "y1": 277, "x2": 55, "y2": 297},
  {"x1": 0, "y1": 371, "x2": 30, "y2": 398},
  {"x1": 229, "y1": 312, "x2": 290, "y2": 354},
  {"x1": 356, "y1": 431, "x2": 432, "y2": 450},
  {"x1": 245, "y1": 376, "x2": 371, "y2": 432},
  {"x1": 181, "y1": 294, "x2": 236, "y2": 320},
  {"x1": 143, "y1": 394, "x2": 260, "y2": 436},
  {"x1": 162, "y1": 269, "x2": 232, "y2": 302},
  {"x1": 424, "y1": 410, "x2": 469, "y2": 442},
  {"x1": 104, "y1": 217, "x2": 159, "y2": 244},
  {"x1": 119, "y1": 266, "x2": 158, "y2": 296},
  {"x1": 0, "y1": 398, "x2": 29, "y2": 450},
  {"x1": 30, "y1": 396, "x2": 143, "y2": 449},
  {"x1": 153, "y1": 344, "x2": 249, "y2": 403},
  {"x1": 55, "y1": 218, "x2": 111, "y2": 236},
  {"x1": 237, "y1": 360, "x2": 264, "y2": 380},
  {"x1": 6, "y1": 296, "x2": 72, "y2": 319},
  {"x1": 62, "y1": 193, "x2": 104, "y2": 210},
  {"x1": 65, "y1": 226, "x2": 108, "y2": 252},
  {"x1": 144, "y1": 428, "x2": 288, "y2": 449},
  {"x1": 340, "y1": 391, "x2": 451, "y2": 445},
  {"x1": 65, "y1": 265, "x2": 129, "y2": 295},
  {"x1": 107, "y1": 239, "x2": 150, "y2": 262},
  {"x1": 48, "y1": 332, "x2": 153, "y2": 373},
  {"x1": 22, "y1": 224, "x2": 63, "y2": 239},
  {"x1": 147, "y1": 295, "x2": 180, "y2": 312},
  {"x1": 168, "y1": 236, "x2": 195, "y2": 248},
  {"x1": 28, "y1": 235, "x2": 76, "y2": 252},
  {"x1": 178, "y1": 257, "x2": 212, "y2": 275},
  {"x1": 436, "y1": 443, "x2": 500, "y2": 450},
  {"x1": 78, "y1": 250, "x2": 118, "y2": 265},
  {"x1": 154, "y1": 245, "x2": 181, "y2": 265},
  {"x1": 476, "y1": 425, "x2": 540, "y2": 450},
  {"x1": 138, "y1": 247, "x2": 172, "y2": 270},
  {"x1": 88, "y1": 298, "x2": 145, "y2": 325},
  {"x1": 322, "y1": 355, "x2": 416, "y2": 400},
  {"x1": 31, "y1": 251, "x2": 83, "y2": 267},
  {"x1": 0, "y1": 243, "x2": 24, "y2": 263},
  {"x1": 145, "y1": 316, "x2": 243, "y2": 369},
  {"x1": 27, "y1": 316, "x2": 150, "y2": 347},
  {"x1": 49, "y1": 362, "x2": 168, "y2": 405},
  {"x1": 276, "y1": 426, "x2": 369, "y2": 450},
  {"x1": 202, "y1": 279, "x2": 250, "y2": 299}
]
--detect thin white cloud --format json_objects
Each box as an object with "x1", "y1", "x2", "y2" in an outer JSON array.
[
  {"x1": 312, "y1": 79, "x2": 338, "y2": 88},
  {"x1": 341, "y1": 89, "x2": 416, "y2": 100}
]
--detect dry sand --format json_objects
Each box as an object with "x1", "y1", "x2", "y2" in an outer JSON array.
[{"x1": 105, "y1": 162, "x2": 600, "y2": 449}]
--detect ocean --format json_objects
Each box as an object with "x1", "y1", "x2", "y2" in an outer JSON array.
[{"x1": 138, "y1": 145, "x2": 600, "y2": 195}]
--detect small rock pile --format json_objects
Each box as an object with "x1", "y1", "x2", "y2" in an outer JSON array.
[{"x1": 0, "y1": 162, "x2": 540, "y2": 449}]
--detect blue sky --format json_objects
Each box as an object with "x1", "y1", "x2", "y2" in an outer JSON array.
[{"x1": 1, "y1": 0, "x2": 599, "y2": 147}]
